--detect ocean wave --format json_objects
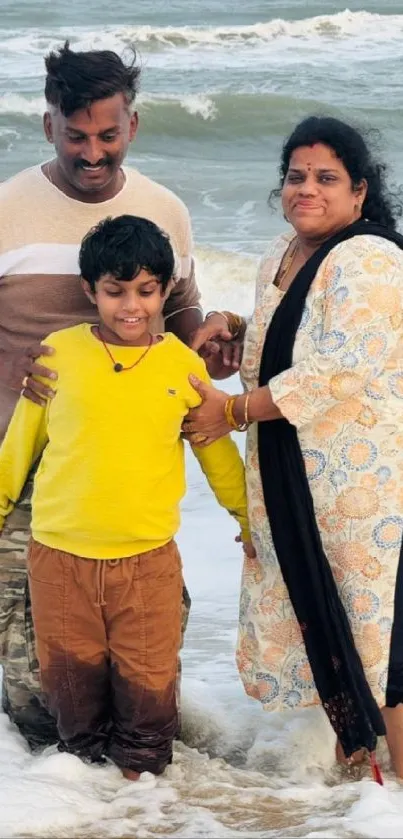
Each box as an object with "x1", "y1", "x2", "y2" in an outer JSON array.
[
  {"x1": 102, "y1": 10, "x2": 403, "y2": 46},
  {"x1": 194, "y1": 245, "x2": 257, "y2": 313},
  {"x1": 0, "y1": 94, "x2": 44, "y2": 117},
  {"x1": 155, "y1": 93, "x2": 218, "y2": 121},
  {"x1": 140, "y1": 91, "x2": 344, "y2": 136},
  {"x1": 137, "y1": 91, "x2": 335, "y2": 138},
  {"x1": 0, "y1": 90, "x2": 330, "y2": 150},
  {"x1": 1, "y1": 89, "x2": 391, "y2": 139},
  {"x1": 0, "y1": 10, "x2": 403, "y2": 58},
  {"x1": 0, "y1": 91, "x2": 219, "y2": 120}
]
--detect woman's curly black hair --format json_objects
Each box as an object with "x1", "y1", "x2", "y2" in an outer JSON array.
[{"x1": 269, "y1": 116, "x2": 403, "y2": 229}]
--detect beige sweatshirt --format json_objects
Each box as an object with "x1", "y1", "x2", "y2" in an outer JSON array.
[{"x1": 0, "y1": 164, "x2": 201, "y2": 438}]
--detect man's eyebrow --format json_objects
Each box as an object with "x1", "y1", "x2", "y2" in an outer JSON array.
[
  {"x1": 64, "y1": 125, "x2": 120, "y2": 135},
  {"x1": 99, "y1": 125, "x2": 120, "y2": 133}
]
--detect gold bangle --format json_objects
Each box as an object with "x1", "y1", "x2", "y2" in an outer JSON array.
[
  {"x1": 222, "y1": 311, "x2": 244, "y2": 339},
  {"x1": 244, "y1": 393, "x2": 250, "y2": 425},
  {"x1": 225, "y1": 396, "x2": 249, "y2": 432},
  {"x1": 190, "y1": 432, "x2": 208, "y2": 445},
  {"x1": 205, "y1": 310, "x2": 244, "y2": 339},
  {"x1": 205, "y1": 310, "x2": 230, "y2": 330},
  {"x1": 224, "y1": 396, "x2": 237, "y2": 430}
]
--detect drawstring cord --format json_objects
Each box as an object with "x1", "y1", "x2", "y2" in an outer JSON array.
[
  {"x1": 95, "y1": 558, "x2": 121, "y2": 606},
  {"x1": 95, "y1": 560, "x2": 107, "y2": 607}
]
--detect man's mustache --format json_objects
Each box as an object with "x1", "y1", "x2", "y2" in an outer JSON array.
[{"x1": 74, "y1": 158, "x2": 111, "y2": 169}]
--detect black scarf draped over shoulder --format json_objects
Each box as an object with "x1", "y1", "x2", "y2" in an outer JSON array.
[{"x1": 258, "y1": 219, "x2": 403, "y2": 757}]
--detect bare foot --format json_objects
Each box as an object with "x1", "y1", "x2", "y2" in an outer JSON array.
[
  {"x1": 382, "y1": 704, "x2": 403, "y2": 780},
  {"x1": 335, "y1": 740, "x2": 365, "y2": 766},
  {"x1": 122, "y1": 767, "x2": 141, "y2": 781}
]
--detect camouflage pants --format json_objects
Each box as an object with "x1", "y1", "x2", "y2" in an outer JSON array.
[{"x1": 0, "y1": 477, "x2": 191, "y2": 750}]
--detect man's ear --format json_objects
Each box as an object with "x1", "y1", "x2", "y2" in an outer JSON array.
[
  {"x1": 43, "y1": 112, "x2": 54, "y2": 144},
  {"x1": 129, "y1": 111, "x2": 138, "y2": 142},
  {"x1": 81, "y1": 277, "x2": 97, "y2": 305}
]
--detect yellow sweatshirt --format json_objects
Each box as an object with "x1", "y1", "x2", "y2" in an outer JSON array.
[{"x1": 0, "y1": 325, "x2": 249, "y2": 558}]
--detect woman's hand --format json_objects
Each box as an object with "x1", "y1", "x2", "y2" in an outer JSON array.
[
  {"x1": 235, "y1": 534, "x2": 256, "y2": 558},
  {"x1": 182, "y1": 375, "x2": 232, "y2": 446},
  {"x1": 191, "y1": 313, "x2": 244, "y2": 380}
]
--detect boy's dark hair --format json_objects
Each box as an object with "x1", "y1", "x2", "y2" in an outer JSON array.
[
  {"x1": 44, "y1": 41, "x2": 141, "y2": 117},
  {"x1": 79, "y1": 215, "x2": 175, "y2": 292}
]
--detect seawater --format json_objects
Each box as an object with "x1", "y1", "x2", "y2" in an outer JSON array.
[{"x1": 1, "y1": 2, "x2": 403, "y2": 836}]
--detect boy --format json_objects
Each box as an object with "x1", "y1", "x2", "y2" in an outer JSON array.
[{"x1": 0, "y1": 215, "x2": 251, "y2": 780}]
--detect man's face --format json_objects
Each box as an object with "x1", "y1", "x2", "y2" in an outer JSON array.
[{"x1": 43, "y1": 93, "x2": 138, "y2": 197}]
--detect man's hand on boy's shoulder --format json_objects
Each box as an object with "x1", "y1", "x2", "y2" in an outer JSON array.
[
  {"x1": 0, "y1": 342, "x2": 57, "y2": 405},
  {"x1": 7, "y1": 343, "x2": 58, "y2": 407}
]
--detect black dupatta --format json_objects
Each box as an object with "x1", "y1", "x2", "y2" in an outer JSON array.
[{"x1": 258, "y1": 219, "x2": 403, "y2": 758}]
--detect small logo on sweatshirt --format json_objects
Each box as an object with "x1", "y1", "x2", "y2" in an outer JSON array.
[{"x1": 167, "y1": 388, "x2": 177, "y2": 396}]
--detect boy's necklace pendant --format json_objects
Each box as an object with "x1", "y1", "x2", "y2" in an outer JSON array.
[{"x1": 95, "y1": 327, "x2": 153, "y2": 372}]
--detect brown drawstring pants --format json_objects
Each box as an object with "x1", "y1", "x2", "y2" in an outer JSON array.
[{"x1": 27, "y1": 538, "x2": 183, "y2": 775}]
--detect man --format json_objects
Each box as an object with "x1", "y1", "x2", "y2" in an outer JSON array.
[{"x1": 0, "y1": 41, "x2": 203, "y2": 748}]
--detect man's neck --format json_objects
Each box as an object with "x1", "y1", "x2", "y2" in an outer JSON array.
[{"x1": 42, "y1": 160, "x2": 126, "y2": 204}]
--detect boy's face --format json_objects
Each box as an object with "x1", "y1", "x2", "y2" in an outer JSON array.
[{"x1": 82, "y1": 269, "x2": 166, "y2": 345}]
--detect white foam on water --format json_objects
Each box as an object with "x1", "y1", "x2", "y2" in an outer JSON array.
[
  {"x1": 2, "y1": 344, "x2": 403, "y2": 837},
  {"x1": 194, "y1": 246, "x2": 258, "y2": 313},
  {"x1": 1, "y1": 249, "x2": 403, "y2": 835},
  {"x1": 0, "y1": 91, "x2": 219, "y2": 120},
  {"x1": 344, "y1": 781, "x2": 403, "y2": 838},
  {"x1": 176, "y1": 94, "x2": 218, "y2": 120},
  {"x1": 0, "y1": 10, "x2": 402, "y2": 90},
  {"x1": 0, "y1": 93, "x2": 45, "y2": 116},
  {"x1": 2, "y1": 445, "x2": 403, "y2": 836},
  {"x1": 140, "y1": 92, "x2": 218, "y2": 120},
  {"x1": 119, "y1": 10, "x2": 403, "y2": 46},
  {"x1": 1, "y1": 11, "x2": 403, "y2": 54}
]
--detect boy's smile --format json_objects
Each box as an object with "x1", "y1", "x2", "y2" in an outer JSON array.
[{"x1": 82, "y1": 269, "x2": 166, "y2": 346}]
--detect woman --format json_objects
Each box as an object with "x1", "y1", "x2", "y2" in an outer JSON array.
[{"x1": 184, "y1": 116, "x2": 403, "y2": 779}]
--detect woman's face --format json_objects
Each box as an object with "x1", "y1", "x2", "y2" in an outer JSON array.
[{"x1": 281, "y1": 143, "x2": 367, "y2": 243}]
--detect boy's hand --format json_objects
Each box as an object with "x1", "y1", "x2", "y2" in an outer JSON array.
[{"x1": 235, "y1": 534, "x2": 256, "y2": 558}]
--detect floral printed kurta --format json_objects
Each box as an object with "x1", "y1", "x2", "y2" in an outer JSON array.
[{"x1": 238, "y1": 232, "x2": 403, "y2": 711}]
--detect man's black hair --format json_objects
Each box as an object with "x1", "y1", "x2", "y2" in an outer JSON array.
[
  {"x1": 44, "y1": 41, "x2": 140, "y2": 116},
  {"x1": 79, "y1": 215, "x2": 175, "y2": 292}
]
